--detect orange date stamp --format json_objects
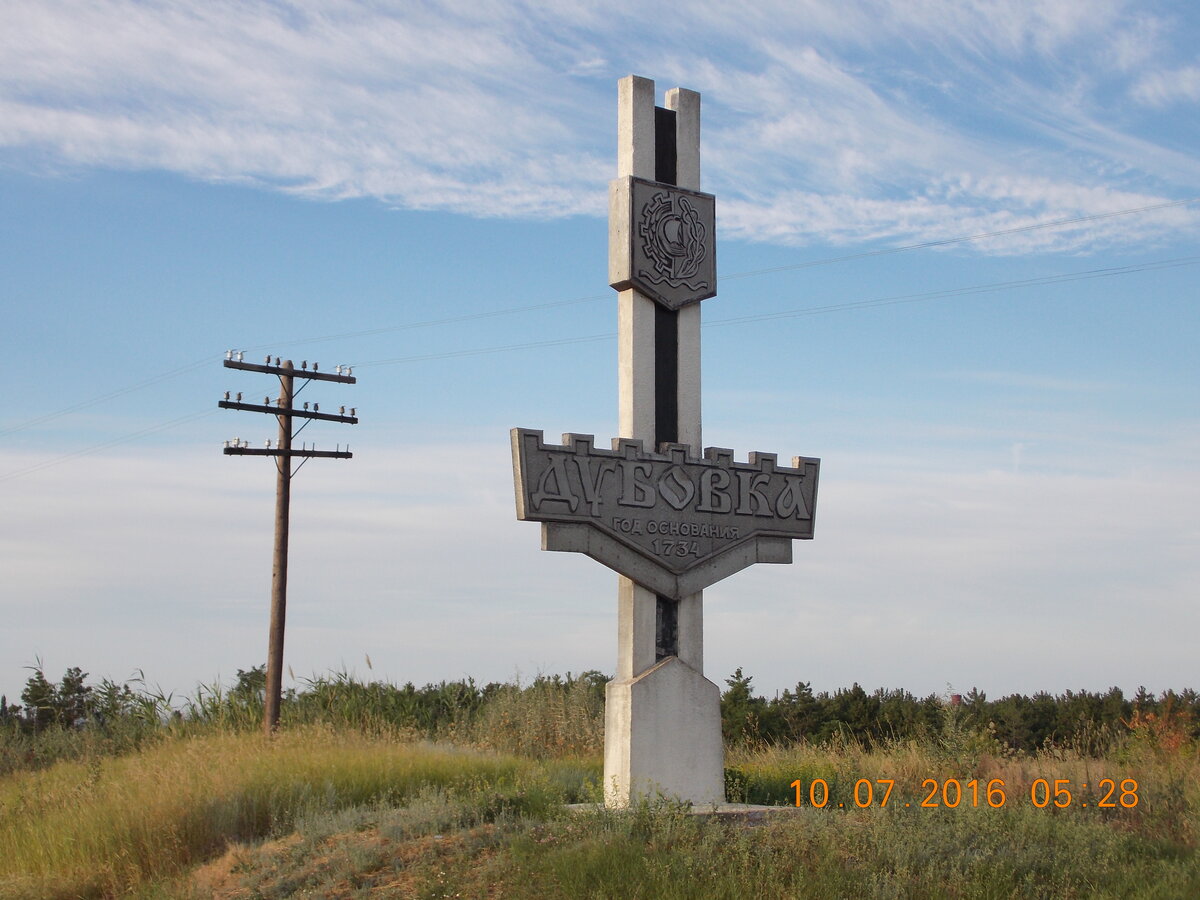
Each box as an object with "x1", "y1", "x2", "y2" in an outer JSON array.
[{"x1": 789, "y1": 778, "x2": 1140, "y2": 809}]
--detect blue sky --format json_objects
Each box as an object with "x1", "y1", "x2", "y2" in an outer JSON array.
[{"x1": 2, "y1": 1, "x2": 1198, "y2": 705}]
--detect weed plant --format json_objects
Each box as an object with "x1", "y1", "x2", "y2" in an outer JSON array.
[{"x1": 460, "y1": 672, "x2": 605, "y2": 759}]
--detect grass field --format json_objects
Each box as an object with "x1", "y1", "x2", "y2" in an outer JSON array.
[
  {"x1": 1, "y1": 674, "x2": 1197, "y2": 898},
  {"x1": 2, "y1": 728, "x2": 1197, "y2": 897}
]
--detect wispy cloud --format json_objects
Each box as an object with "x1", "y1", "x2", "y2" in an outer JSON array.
[
  {"x1": 1, "y1": 1, "x2": 1197, "y2": 250},
  {"x1": 1132, "y1": 65, "x2": 1200, "y2": 108}
]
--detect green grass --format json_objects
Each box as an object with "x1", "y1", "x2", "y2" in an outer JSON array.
[
  {"x1": 3, "y1": 672, "x2": 1198, "y2": 899},
  {"x1": 154, "y1": 772, "x2": 1199, "y2": 899},
  {"x1": 2, "y1": 726, "x2": 1197, "y2": 899},
  {"x1": 502, "y1": 804, "x2": 1199, "y2": 899},
  {"x1": 0, "y1": 726, "x2": 596, "y2": 899}
]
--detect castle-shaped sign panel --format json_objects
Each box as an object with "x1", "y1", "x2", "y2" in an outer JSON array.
[
  {"x1": 609, "y1": 177, "x2": 717, "y2": 311},
  {"x1": 512, "y1": 430, "x2": 819, "y2": 599}
]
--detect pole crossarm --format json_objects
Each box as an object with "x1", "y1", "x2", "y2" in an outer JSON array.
[
  {"x1": 224, "y1": 359, "x2": 356, "y2": 384},
  {"x1": 223, "y1": 447, "x2": 352, "y2": 459},
  {"x1": 217, "y1": 400, "x2": 358, "y2": 424}
]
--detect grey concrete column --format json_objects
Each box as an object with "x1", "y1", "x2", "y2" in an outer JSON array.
[
  {"x1": 615, "y1": 574, "x2": 657, "y2": 680},
  {"x1": 618, "y1": 76, "x2": 656, "y2": 181},
  {"x1": 614, "y1": 73, "x2": 660, "y2": 689},
  {"x1": 665, "y1": 87, "x2": 700, "y2": 191},
  {"x1": 605, "y1": 75, "x2": 723, "y2": 808}
]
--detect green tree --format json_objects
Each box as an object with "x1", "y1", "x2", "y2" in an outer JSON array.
[
  {"x1": 772, "y1": 681, "x2": 825, "y2": 743},
  {"x1": 824, "y1": 683, "x2": 879, "y2": 745},
  {"x1": 57, "y1": 666, "x2": 92, "y2": 726},
  {"x1": 20, "y1": 665, "x2": 58, "y2": 730},
  {"x1": 232, "y1": 665, "x2": 267, "y2": 701},
  {"x1": 721, "y1": 668, "x2": 768, "y2": 745}
]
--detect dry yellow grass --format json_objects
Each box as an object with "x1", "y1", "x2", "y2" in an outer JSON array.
[
  {"x1": 0, "y1": 725, "x2": 546, "y2": 898},
  {"x1": 2, "y1": 721, "x2": 1195, "y2": 899},
  {"x1": 726, "y1": 736, "x2": 1199, "y2": 835}
]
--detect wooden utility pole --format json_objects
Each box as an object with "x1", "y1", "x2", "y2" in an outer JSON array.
[
  {"x1": 265, "y1": 360, "x2": 293, "y2": 735},
  {"x1": 219, "y1": 351, "x2": 358, "y2": 735}
]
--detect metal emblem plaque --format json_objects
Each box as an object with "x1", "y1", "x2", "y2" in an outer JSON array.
[
  {"x1": 512, "y1": 429, "x2": 819, "y2": 599},
  {"x1": 609, "y1": 177, "x2": 717, "y2": 311}
]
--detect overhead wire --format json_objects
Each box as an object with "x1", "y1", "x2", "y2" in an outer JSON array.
[
  {"x1": 3, "y1": 252, "x2": 1192, "y2": 483},
  {"x1": 352, "y1": 255, "x2": 1200, "y2": 367},
  {"x1": 0, "y1": 357, "x2": 214, "y2": 438},
  {"x1": 707, "y1": 255, "x2": 1200, "y2": 329},
  {"x1": 245, "y1": 292, "x2": 610, "y2": 350},
  {"x1": 4, "y1": 195, "x2": 1194, "y2": 438},
  {"x1": 2, "y1": 200, "x2": 1196, "y2": 482},
  {"x1": 0, "y1": 409, "x2": 219, "y2": 484},
  {"x1": 10, "y1": 252, "x2": 1194, "y2": 483}
]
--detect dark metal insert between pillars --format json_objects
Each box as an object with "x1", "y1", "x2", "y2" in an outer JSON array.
[{"x1": 653, "y1": 105, "x2": 681, "y2": 661}]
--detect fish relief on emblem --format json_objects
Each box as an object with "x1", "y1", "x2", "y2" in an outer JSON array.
[{"x1": 637, "y1": 191, "x2": 710, "y2": 291}]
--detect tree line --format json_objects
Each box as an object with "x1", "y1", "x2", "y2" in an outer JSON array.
[
  {"x1": 718, "y1": 668, "x2": 1199, "y2": 753},
  {"x1": 3, "y1": 663, "x2": 1196, "y2": 757}
]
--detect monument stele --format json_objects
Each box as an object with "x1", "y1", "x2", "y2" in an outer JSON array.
[{"x1": 511, "y1": 75, "x2": 820, "y2": 807}]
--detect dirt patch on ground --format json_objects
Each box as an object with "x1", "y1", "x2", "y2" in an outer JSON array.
[
  {"x1": 188, "y1": 833, "x2": 302, "y2": 898},
  {"x1": 185, "y1": 826, "x2": 505, "y2": 899}
]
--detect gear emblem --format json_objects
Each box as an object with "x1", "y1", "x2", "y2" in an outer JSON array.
[
  {"x1": 638, "y1": 191, "x2": 709, "y2": 292},
  {"x1": 610, "y1": 177, "x2": 716, "y2": 310}
]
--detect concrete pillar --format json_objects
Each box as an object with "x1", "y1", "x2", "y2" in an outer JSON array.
[{"x1": 605, "y1": 75, "x2": 724, "y2": 808}]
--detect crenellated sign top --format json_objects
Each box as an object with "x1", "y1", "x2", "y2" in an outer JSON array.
[{"x1": 512, "y1": 429, "x2": 819, "y2": 598}]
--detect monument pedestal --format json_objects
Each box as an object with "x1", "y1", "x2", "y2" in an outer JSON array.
[{"x1": 604, "y1": 656, "x2": 724, "y2": 806}]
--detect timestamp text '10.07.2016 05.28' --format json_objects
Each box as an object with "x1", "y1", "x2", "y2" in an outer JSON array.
[{"x1": 788, "y1": 778, "x2": 1141, "y2": 809}]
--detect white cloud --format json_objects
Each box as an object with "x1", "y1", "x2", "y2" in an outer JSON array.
[
  {"x1": 1132, "y1": 65, "x2": 1200, "y2": 108},
  {"x1": 1106, "y1": 14, "x2": 1164, "y2": 73},
  {"x1": 1, "y1": 1, "x2": 1197, "y2": 250}
]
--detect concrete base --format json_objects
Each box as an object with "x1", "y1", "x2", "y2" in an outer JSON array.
[
  {"x1": 568, "y1": 802, "x2": 800, "y2": 824},
  {"x1": 603, "y1": 655, "x2": 724, "y2": 807}
]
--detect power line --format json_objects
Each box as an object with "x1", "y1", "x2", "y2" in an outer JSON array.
[
  {"x1": 3, "y1": 196, "x2": 1195, "y2": 438},
  {"x1": 0, "y1": 408, "x2": 218, "y2": 484},
  {"x1": 0, "y1": 357, "x2": 213, "y2": 438},
  {"x1": 249, "y1": 292, "x2": 610, "y2": 350},
  {"x1": 217, "y1": 357, "x2": 358, "y2": 736},
  {"x1": 708, "y1": 256, "x2": 1200, "y2": 328},
  {"x1": 256, "y1": 197, "x2": 1200, "y2": 358},
  {"x1": 356, "y1": 332, "x2": 616, "y2": 366},
  {"x1": 4, "y1": 253, "x2": 1196, "y2": 482},
  {"x1": 352, "y1": 255, "x2": 1200, "y2": 367}
]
